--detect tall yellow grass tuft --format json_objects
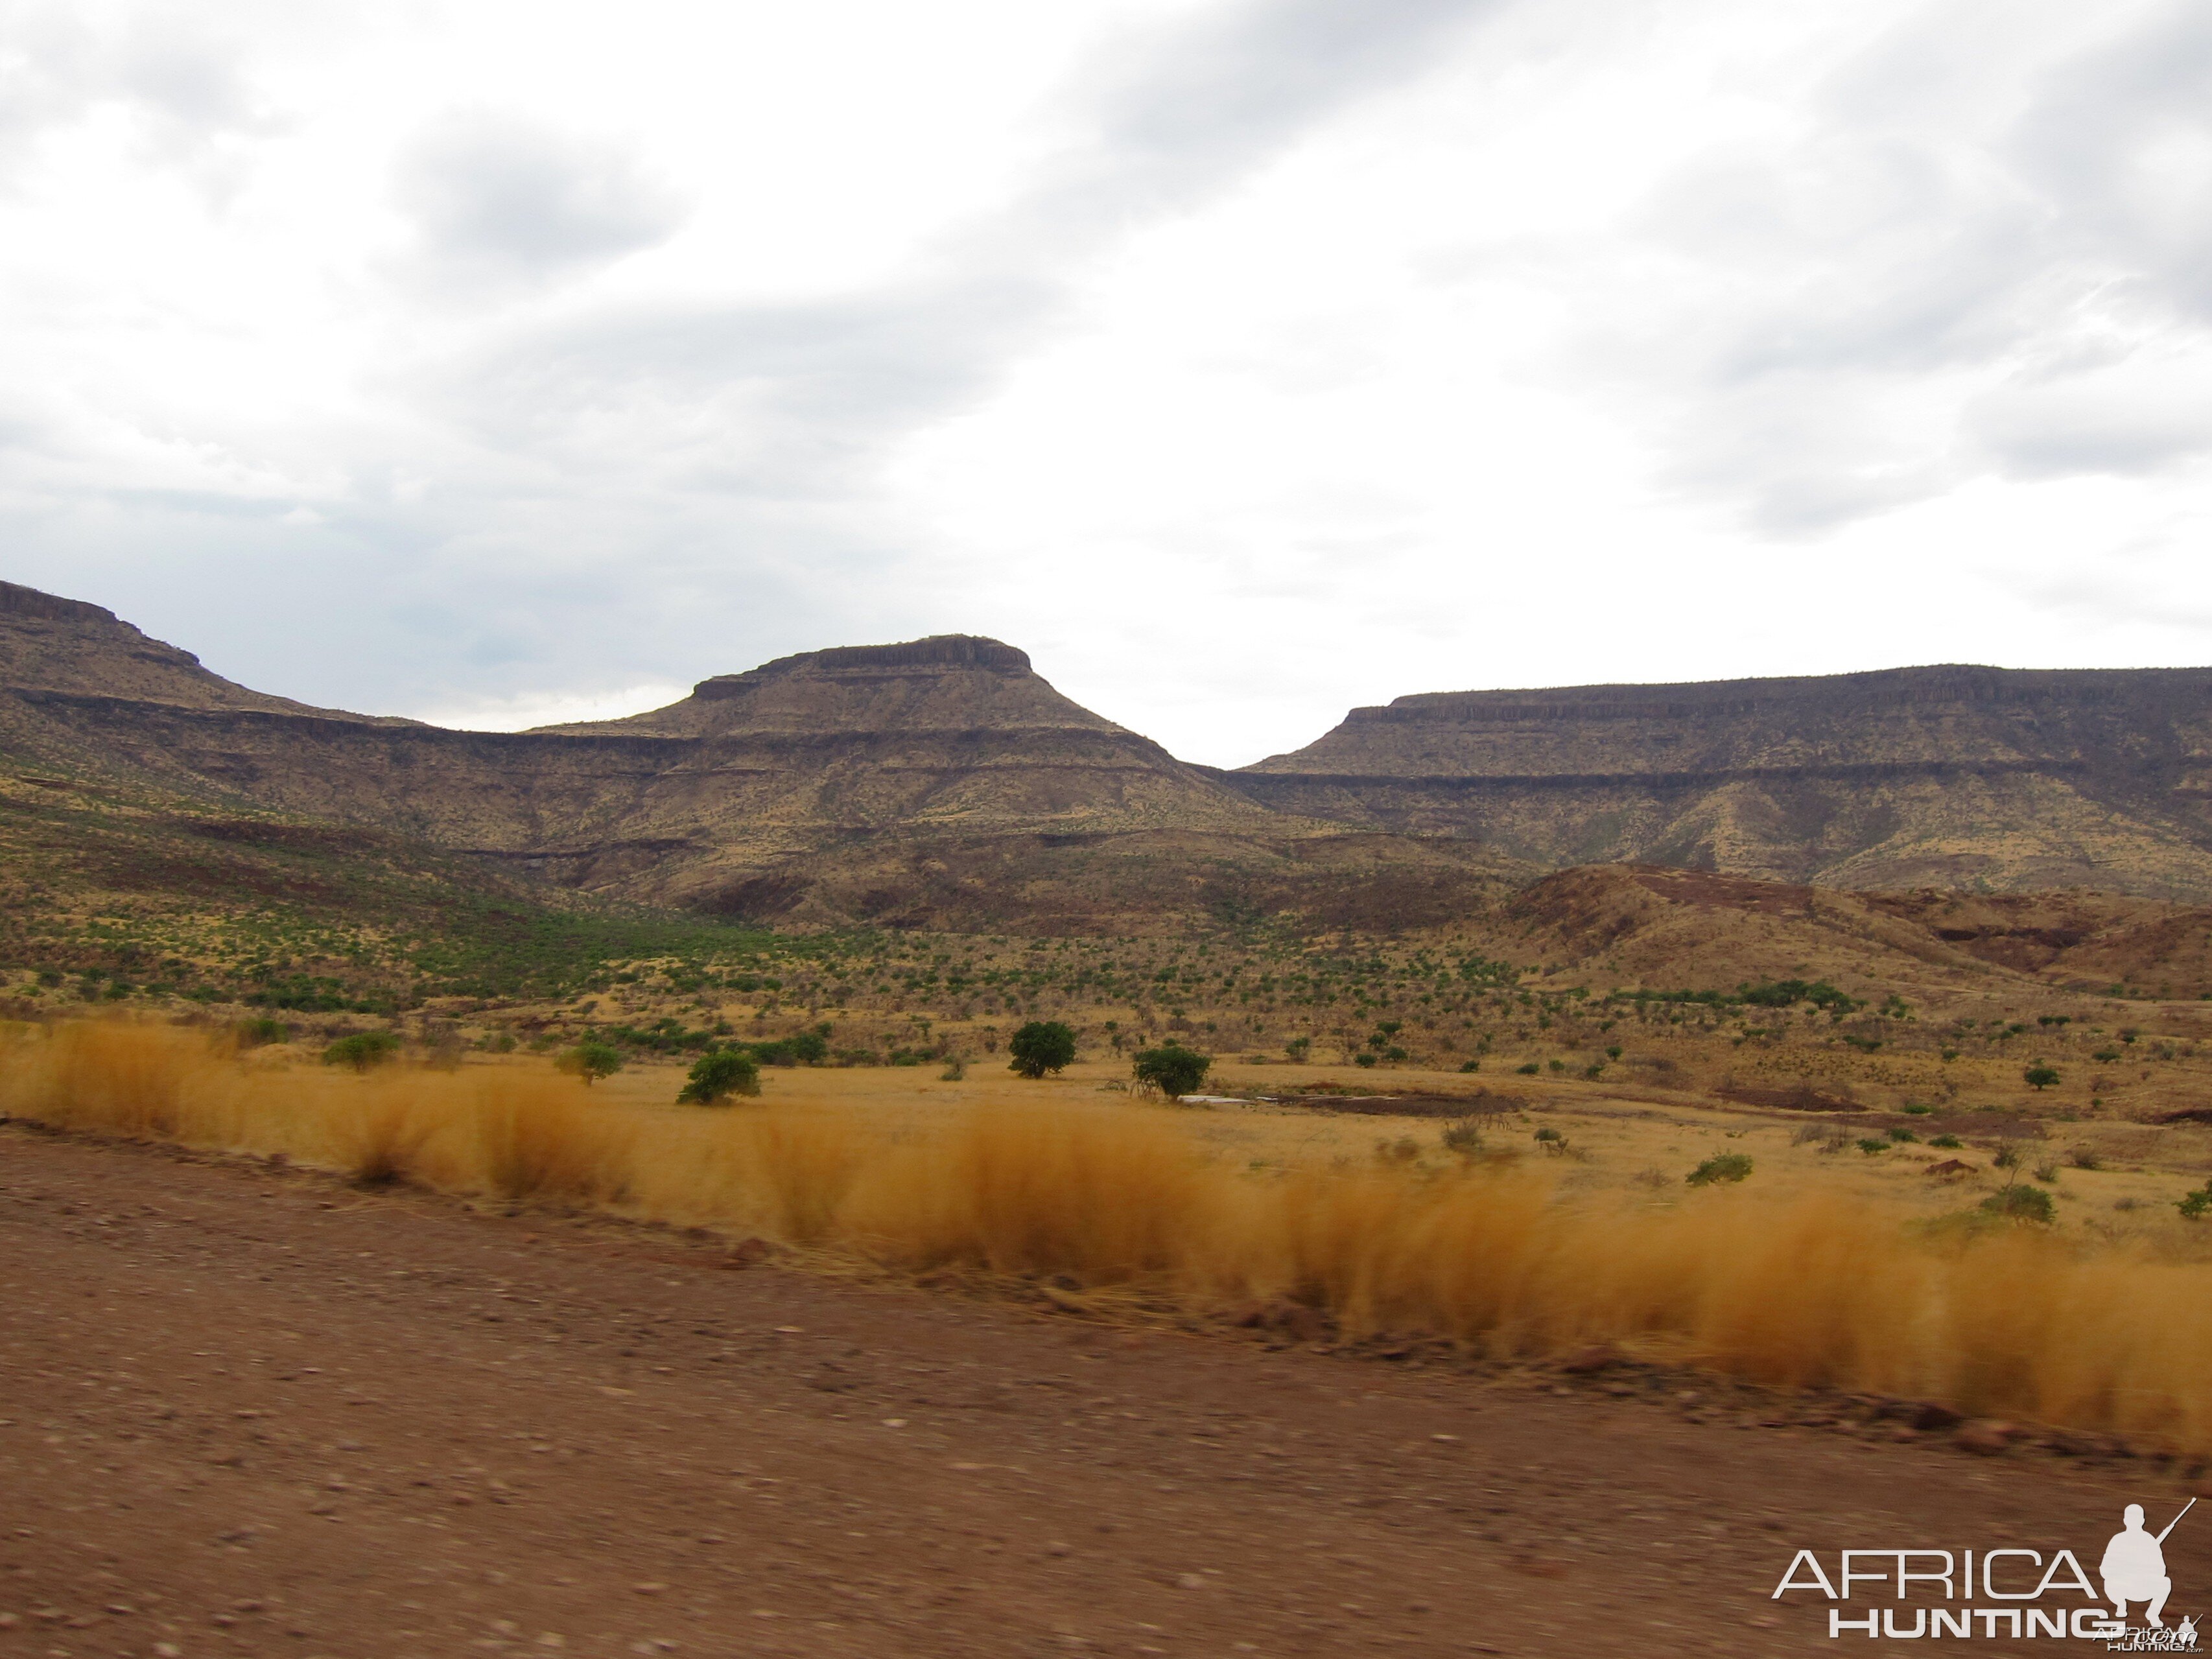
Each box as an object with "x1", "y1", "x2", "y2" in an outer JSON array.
[
  {"x1": 8, "y1": 1019, "x2": 2212, "y2": 1452},
  {"x1": 843, "y1": 1108, "x2": 1216, "y2": 1280},
  {"x1": 469, "y1": 1072, "x2": 634, "y2": 1204}
]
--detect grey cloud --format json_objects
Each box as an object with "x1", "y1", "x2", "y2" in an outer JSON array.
[
  {"x1": 1037, "y1": 0, "x2": 1503, "y2": 226},
  {"x1": 432, "y1": 0, "x2": 1508, "y2": 491},
  {"x1": 6, "y1": 0, "x2": 1515, "y2": 722},
  {"x1": 394, "y1": 112, "x2": 692, "y2": 294},
  {"x1": 0, "y1": 5, "x2": 273, "y2": 172},
  {"x1": 1568, "y1": 1, "x2": 2212, "y2": 530}
]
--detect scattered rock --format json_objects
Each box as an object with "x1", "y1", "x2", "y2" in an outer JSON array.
[
  {"x1": 1909, "y1": 1402, "x2": 1963, "y2": 1431},
  {"x1": 1229, "y1": 1299, "x2": 1332, "y2": 1343},
  {"x1": 1955, "y1": 1420, "x2": 2016, "y2": 1455},
  {"x1": 1560, "y1": 1343, "x2": 1623, "y2": 1375},
  {"x1": 725, "y1": 1238, "x2": 782, "y2": 1269}
]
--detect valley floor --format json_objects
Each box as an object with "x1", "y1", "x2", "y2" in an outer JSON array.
[{"x1": 3, "y1": 1129, "x2": 2204, "y2": 1658}]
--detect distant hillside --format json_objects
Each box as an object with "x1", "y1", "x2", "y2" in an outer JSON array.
[
  {"x1": 1223, "y1": 665, "x2": 2212, "y2": 900},
  {"x1": 0, "y1": 581, "x2": 1524, "y2": 928}
]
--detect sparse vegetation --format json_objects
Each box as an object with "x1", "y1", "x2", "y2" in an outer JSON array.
[
  {"x1": 322, "y1": 1030, "x2": 400, "y2": 1072},
  {"x1": 1981, "y1": 1185, "x2": 2055, "y2": 1223},
  {"x1": 556, "y1": 1037, "x2": 624, "y2": 1085},
  {"x1": 1132, "y1": 1042, "x2": 1210, "y2": 1099},
  {"x1": 1007, "y1": 1020, "x2": 1077, "y2": 1079},
  {"x1": 1686, "y1": 1153, "x2": 1753, "y2": 1186},
  {"x1": 677, "y1": 1047, "x2": 760, "y2": 1105},
  {"x1": 14, "y1": 1018, "x2": 2212, "y2": 1455}
]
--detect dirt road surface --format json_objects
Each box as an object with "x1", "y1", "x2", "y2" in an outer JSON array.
[{"x1": 3, "y1": 1125, "x2": 2203, "y2": 1658}]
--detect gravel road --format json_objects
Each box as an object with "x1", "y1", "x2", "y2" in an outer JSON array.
[{"x1": 2, "y1": 1124, "x2": 2200, "y2": 1657}]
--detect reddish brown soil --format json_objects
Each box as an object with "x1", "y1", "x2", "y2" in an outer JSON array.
[{"x1": 3, "y1": 1125, "x2": 2204, "y2": 1658}]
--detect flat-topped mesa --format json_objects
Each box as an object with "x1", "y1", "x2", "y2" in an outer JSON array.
[
  {"x1": 1354, "y1": 664, "x2": 2212, "y2": 731},
  {"x1": 700, "y1": 635, "x2": 1034, "y2": 691},
  {"x1": 1223, "y1": 662, "x2": 2212, "y2": 899},
  {"x1": 569, "y1": 635, "x2": 1127, "y2": 740},
  {"x1": 1245, "y1": 663, "x2": 2212, "y2": 781}
]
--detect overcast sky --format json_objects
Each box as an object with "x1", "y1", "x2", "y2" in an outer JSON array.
[{"x1": 5, "y1": 0, "x2": 2211, "y2": 765}]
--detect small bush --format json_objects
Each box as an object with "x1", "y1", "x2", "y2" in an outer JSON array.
[
  {"x1": 1439, "y1": 1119, "x2": 1485, "y2": 1158},
  {"x1": 235, "y1": 1017, "x2": 290, "y2": 1049},
  {"x1": 1515, "y1": 1062, "x2": 1540, "y2": 1076},
  {"x1": 1856, "y1": 1138, "x2": 1889, "y2": 1154},
  {"x1": 1889, "y1": 1127, "x2": 1917, "y2": 1142},
  {"x1": 2178, "y1": 1185, "x2": 2212, "y2": 1221},
  {"x1": 1687, "y1": 1153, "x2": 1753, "y2": 1187},
  {"x1": 1353, "y1": 1052, "x2": 1378, "y2": 1068},
  {"x1": 1007, "y1": 1020, "x2": 1077, "y2": 1079},
  {"x1": 2032, "y1": 1162, "x2": 2060, "y2": 1183},
  {"x1": 1981, "y1": 1186, "x2": 2055, "y2": 1223},
  {"x1": 1132, "y1": 1043, "x2": 1210, "y2": 1099},
  {"x1": 2023, "y1": 1063, "x2": 2060, "y2": 1091},
  {"x1": 1457, "y1": 1059, "x2": 1481, "y2": 1074},
  {"x1": 322, "y1": 1031, "x2": 400, "y2": 1072},
  {"x1": 556, "y1": 1037, "x2": 624, "y2": 1085},
  {"x1": 1929, "y1": 1133, "x2": 1962, "y2": 1149},
  {"x1": 677, "y1": 1048, "x2": 760, "y2": 1105},
  {"x1": 1533, "y1": 1126, "x2": 1568, "y2": 1155},
  {"x1": 939, "y1": 1056, "x2": 967, "y2": 1081}
]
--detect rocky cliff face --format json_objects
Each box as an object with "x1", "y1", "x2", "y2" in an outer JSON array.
[{"x1": 1227, "y1": 665, "x2": 2212, "y2": 899}]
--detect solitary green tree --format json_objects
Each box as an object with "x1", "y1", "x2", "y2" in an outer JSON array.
[
  {"x1": 1131, "y1": 1042, "x2": 1210, "y2": 1099},
  {"x1": 557, "y1": 1037, "x2": 624, "y2": 1085},
  {"x1": 2023, "y1": 1062, "x2": 2061, "y2": 1091},
  {"x1": 677, "y1": 1048, "x2": 760, "y2": 1105},
  {"x1": 1007, "y1": 1020, "x2": 1077, "y2": 1079}
]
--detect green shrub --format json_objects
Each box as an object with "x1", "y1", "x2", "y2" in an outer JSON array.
[
  {"x1": 2179, "y1": 1185, "x2": 2212, "y2": 1221},
  {"x1": 1353, "y1": 1052, "x2": 1378, "y2": 1068},
  {"x1": 1533, "y1": 1126, "x2": 1568, "y2": 1155},
  {"x1": 235, "y1": 1017, "x2": 291, "y2": 1049},
  {"x1": 677, "y1": 1048, "x2": 760, "y2": 1105},
  {"x1": 1440, "y1": 1119, "x2": 1485, "y2": 1158},
  {"x1": 1007, "y1": 1020, "x2": 1077, "y2": 1078},
  {"x1": 1132, "y1": 1043, "x2": 1210, "y2": 1099},
  {"x1": 1514, "y1": 1062, "x2": 1540, "y2": 1076},
  {"x1": 1981, "y1": 1186, "x2": 2054, "y2": 1223},
  {"x1": 556, "y1": 1037, "x2": 624, "y2": 1085},
  {"x1": 1928, "y1": 1133, "x2": 1962, "y2": 1149},
  {"x1": 1686, "y1": 1153, "x2": 1753, "y2": 1187},
  {"x1": 1457, "y1": 1058, "x2": 1481, "y2": 1073},
  {"x1": 1856, "y1": 1137, "x2": 1889, "y2": 1155},
  {"x1": 322, "y1": 1031, "x2": 400, "y2": 1072},
  {"x1": 2023, "y1": 1063, "x2": 2061, "y2": 1091}
]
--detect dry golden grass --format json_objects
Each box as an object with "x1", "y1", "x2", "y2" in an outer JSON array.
[{"x1": 8, "y1": 1019, "x2": 2212, "y2": 1452}]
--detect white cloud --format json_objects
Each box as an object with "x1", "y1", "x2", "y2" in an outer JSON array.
[{"x1": 1, "y1": 0, "x2": 2209, "y2": 768}]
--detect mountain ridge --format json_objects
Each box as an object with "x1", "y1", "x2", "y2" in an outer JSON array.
[{"x1": 12, "y1": 576, "x2": 2212, "y2": 914}]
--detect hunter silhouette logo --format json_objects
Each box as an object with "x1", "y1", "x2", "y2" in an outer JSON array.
[
  {"x1": 2104, "y1": 1501, "x2": 2190, "y2": 1629},
  {"x1": 1772, "y1": 1495, "x2": 2199, "y2": 1644}
]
